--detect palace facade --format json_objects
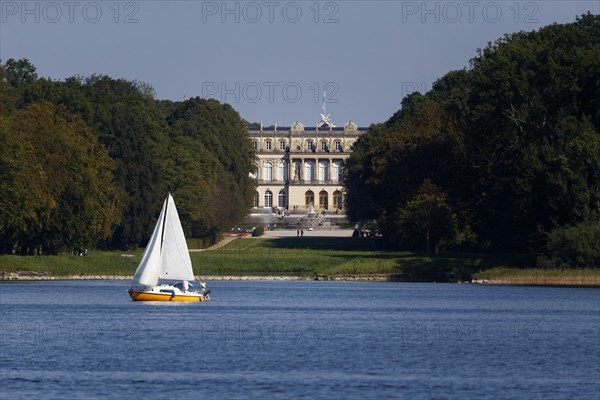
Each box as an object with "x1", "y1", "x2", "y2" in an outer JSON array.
[{"x1": 249, "y1": 118, "x2": 367, "y2": 212}]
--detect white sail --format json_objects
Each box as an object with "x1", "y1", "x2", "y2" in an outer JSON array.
[
  {"x1": 159, "y1": 194, "x2": 195, "y2": 282},
  {"x1": 131, "y1": 197, "x2": 167, "y2": 287}
]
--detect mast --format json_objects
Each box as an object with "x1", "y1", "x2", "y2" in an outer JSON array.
[{"x1": 160, "y1": 193, "x2": 170, "y2": 252}]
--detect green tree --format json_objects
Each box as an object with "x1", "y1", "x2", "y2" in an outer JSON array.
[
  {"x1": 346, "y1": 93, "x2": 467, "y2": 243},
  {"x1": 346, "y1": 14, "x2": 600, "y2": 258},
  {"x1": 0, "y1": 60, "x2": 258, "y2": 252},
  {"x1": 3, "y1": 58, "x2": 38, "y2": 89},
  {"x1": 80, "y1": 75, "x2": 169, "y2": 248},
  {"x1": 464, "y1": 14, "x2": 600, "y2": 250},
  {"x1": 395, "y1": 180, "x2": 461, "y2": 254},
  {"x1": 0, "y1": 63, "x2": 22, "y2": 115},
  {"x1": 162, "y1": 98, "x2": 256, "y2": 239},
  {"x1": 22, "y1": 76, "x2": 94, "y2": 121},
  {"x1": 0, "y1": 104, "x2": 121, "y2": 254},
  {"x1": 537, "y1": 222, "x2": 600, "y2": 268},
  {"x1": 0, "y1": 113, "x2": 53, "y2": 253}
]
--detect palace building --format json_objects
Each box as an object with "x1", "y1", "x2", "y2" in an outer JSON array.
[{"x1": 249, "y1": 115, "x2": 367, "y2": 212}]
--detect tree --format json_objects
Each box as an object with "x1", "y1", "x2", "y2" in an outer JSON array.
[
  {"x1": 3, "y1": 58, "x2": 37, "y2": 89},
  {"x1": 346, "y1": 93, "x2": 467, "y2": 244},
  {"x1": 162, "y1": 97, "x2": 256, "y2": 239},
  {"x1": 345, "y1": 14, "x2": 600, "y2": 258},
  {"x1": 395, "y1": 180, "x2": 460, "y2": 254},
  {"x1": 0, "y1": 60, "x2": 258, "y2": 252},
  {"x1": 0, "y1": 63, "x2": 21, "y2": 115},
  {"x1": 464, "y1": 14, "x2": 600, "y2": 250},
  {"x1": 79, "y1": 75, "x2": 169, "y2": 248},
  {"x1": 0, "y1": 112, "x2": 53, "y2": 253},
  {"x1": 537, "y1": 222, "x2": 600, "y2": 268},
  {"x1": 0, "y1": 104, "x2": 121, "y2": 254}
]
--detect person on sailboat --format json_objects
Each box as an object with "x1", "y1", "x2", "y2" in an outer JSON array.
[{"x1": 174, "y1": 281, "x2": 192, "y2": 292}]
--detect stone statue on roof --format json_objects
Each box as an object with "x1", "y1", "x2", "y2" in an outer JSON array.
[
  {"x1": 318, "y1": 113, "x2": 335, "y2": 128},
  {"x1": 344, "y1": 121, "x2": 358, "y2": 131},
  {"x1": 291, "y1": 121, "x2": 304, "y2": 131}
]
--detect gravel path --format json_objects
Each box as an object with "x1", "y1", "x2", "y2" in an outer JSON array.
[{"x1": 260, "y1": 229, "x2": 354, "y2": 238}]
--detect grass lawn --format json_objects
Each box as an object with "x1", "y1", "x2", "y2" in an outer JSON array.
[
  {"x1": 193, "y1": 237, "x2": 535, "y2": 281},
  {"x1": 0, "y1": 250, "x2": 141, "y2": 276},
  {"x1": 3, "y1": 236, "x2": 594, "y2": 285}
]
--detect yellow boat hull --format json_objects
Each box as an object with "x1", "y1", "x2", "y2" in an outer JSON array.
[{"x1": 128, "y1": 290, "x2": 207, "y2": 302}]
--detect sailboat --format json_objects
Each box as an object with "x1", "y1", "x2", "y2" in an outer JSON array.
[{"x1": 128, "y1": 194, "x2": 210, "y2": 302}]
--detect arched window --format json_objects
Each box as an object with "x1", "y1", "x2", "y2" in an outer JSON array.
[
  {"x1": 264, "y1": 190, "x2": 273, "y2": 208},
  {"x1": 278, "y1": 190, "x2": 287, "y2": 208},
  {"x1": 305, "y1": 190, "x2": 314, "y2": 208},
  {"x1": 264, "y1": 162, "x2": 272, "y2": 182},
  {"x1": 253, "y1": 192, "x2": 259, "y2": 208},
  {"x1": 319, "y1": 190, "x2": 329, "y2": 210},
  {"x1": 333, "y1": 190, "x2": 343, "y2": 209}
]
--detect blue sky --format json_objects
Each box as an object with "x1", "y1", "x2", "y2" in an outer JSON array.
[{"x1": 1, "y1": 0, "x2": 598, "y2": 126}]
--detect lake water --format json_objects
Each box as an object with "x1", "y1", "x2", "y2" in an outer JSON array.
[{"x1": 1, "y1": 280, "x2": 599, "y2": 399}]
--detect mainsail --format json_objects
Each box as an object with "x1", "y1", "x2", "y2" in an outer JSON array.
[
  {"x1": 159, "y1": 195, "x2": 194, "y2": 281},
  {"x1": 131, "y1": 194, "x2": 194, "y2": 286}
]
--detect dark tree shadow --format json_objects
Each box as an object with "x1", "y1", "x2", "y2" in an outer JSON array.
[{"x1": 260, "y1": 237, "x2": 383, "y2": 251}]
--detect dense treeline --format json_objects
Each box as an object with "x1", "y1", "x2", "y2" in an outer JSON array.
[
  {"x1": 0, "y1": 61, "x2": 255, "y2": 254},
  {"x1": 346, "y1": 14, "x2": 600, "y2": 266}
]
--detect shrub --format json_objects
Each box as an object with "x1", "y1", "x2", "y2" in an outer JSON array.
[
  {"x1": 537, "y1": 222, "x2": 600, "y2": 268},
  {"x1": 251, "y1": 227, "x2": 264, "y2": 237}
]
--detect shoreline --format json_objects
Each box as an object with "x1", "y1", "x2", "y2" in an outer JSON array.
[
  {"x1": 1, "y1": 271, "x2": 598, "y2": 286},
  {"x1": 0, "y1": 272, "x2": 394, "y2": 282},
  {"x1": 471, "y1": 278, "x2": 600, "y2": 287},
  {"x1": 0, "y1": 272, "x2": 309, "y2": 281}
]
